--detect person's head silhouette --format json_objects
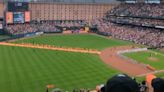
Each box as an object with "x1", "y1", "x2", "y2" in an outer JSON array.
[
  {"x1": 104, "y1": 74, "x2": 139, "y2": 92},
  {"x1": 152, "y1": 78, "x2": 164, "y2": 92}
]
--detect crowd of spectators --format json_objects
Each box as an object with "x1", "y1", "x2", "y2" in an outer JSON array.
[
  {"x1": 6, "y1": 20, "x2": 87, "y2": 35},
  {"x1": 6, "y1": 23, "x2": 38, "y2": 35},
  {"x1": 6, "y1": 22, "x2": 60, "y2": 35},
  {"x1": 93, "y1": 19, "x2": 164, "y2": 48},
  {"x1": 108, "y1": 16, "x2": 164, "y2": 27},
  {"x1": 55, "y1": 20, "x2": 87, "y2": 28},
  {"x1": 105, "y1": 3, "x2": 164, "y2": 29},
  {"x1": 92, "y1": 3, "x2": 164, "y2": 48},
  {"x1": 108, "y1": 3, "x2": 164, "y2": 18}
]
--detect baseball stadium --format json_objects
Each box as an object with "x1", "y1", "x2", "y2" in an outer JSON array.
[{"x1": 0, "y1": 0, "x2": 164, "y2": 92}]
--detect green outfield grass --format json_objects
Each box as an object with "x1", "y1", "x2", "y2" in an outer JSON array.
[
  {"x1": 124, "y1": 50, "x2": 164, "y2": 70},
  {"x1": 0, "y1": 45, "x2": 119, "y2": 92},
  {"x1": 14, "y1": 34, "x2": 131, "y2": 50}
]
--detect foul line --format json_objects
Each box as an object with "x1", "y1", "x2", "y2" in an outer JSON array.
[
  {"x1": 148, "y1": 50, "x2": 164, "y2": 57},
  {"x1": 136, "y1": 70, "x2": 164, "y2": 77},
  {"x1": 0, "y1": 42, "x2": 101, "y2": 54}
]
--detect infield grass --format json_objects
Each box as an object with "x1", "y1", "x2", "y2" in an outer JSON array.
[
  {"x1": 0, "y1": 45, "x2": 119, "y2": 92},
  {"x1": 14, "y1": 34, "x2": 131, "y2": 50},
  {"x1": 124, "y1": 50, "x2": 164, "y2": 70}
]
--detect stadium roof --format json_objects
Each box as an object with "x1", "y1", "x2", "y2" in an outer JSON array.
[{"x1": 1, "y1": 0, "x2": 119, "y2": 4}]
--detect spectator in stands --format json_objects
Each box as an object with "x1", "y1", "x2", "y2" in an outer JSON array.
[
  {"x1": 6, "y1": 20, "x2": 87, "y2": 35},
  {"x1": 139, "y1": 81, "x2": 147, "y2": 92}
]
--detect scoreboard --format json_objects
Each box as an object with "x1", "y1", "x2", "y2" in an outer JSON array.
[
  {"x1": 13, "y1": 12, "x2": 25, "y2": 23},
  {"x1": 6, "y1": 2, "x2": 30, "y2": 24},
  {"x1": 6, "y1": 11, "x2": 31, "y2": 24},
  {"x1": 8, "y1": 2, "x2": 29, "y2": 12}
]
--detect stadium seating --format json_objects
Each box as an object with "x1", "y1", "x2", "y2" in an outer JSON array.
[
  {"x1": 107, "y1": 3, "x2": 164, "y2": 18},
  {"x1": 93, "y1": 18, "x2": 164, "y2": 48},
  {"x1": 92, "y1": 3, "x2": 164, "y2": 48},
  {"x1": 6, "y1": 20, "x2": 87, "y2": 35}
]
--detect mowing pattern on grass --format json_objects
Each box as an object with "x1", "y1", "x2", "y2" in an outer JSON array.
[
  {"x1": 14, "y1": 34, "x2": 131, "y2": 50},
  {"x1": 0, "y1": 45, "x2": 118, "y2": 92},
  {"x1": 124, "y1": 51, "x2": 164, "y2": 70}
]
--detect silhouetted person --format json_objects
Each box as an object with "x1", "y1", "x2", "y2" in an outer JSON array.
[
  {"x1": 103, "y1": 74, "x2": 139, "y2": 92},
  {"x1": 152, "y1": 78, "x2": 164, "y2": 92}
]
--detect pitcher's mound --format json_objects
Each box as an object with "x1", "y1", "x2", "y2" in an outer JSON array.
[{"x1": 148, "y1": 57, "x2": 159, "y2": 62}]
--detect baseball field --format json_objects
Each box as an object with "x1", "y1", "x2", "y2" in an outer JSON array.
[
  {"x1": 124, "y1": 50, "x2": 164, "y2": 70},
  {"x1": 14, "y1": 34, "x2": 131, "y2": 50},
  {"x1": 0, "y1": 34, "x2": 163, "y2": 92},
  {"x1": 0, "y1": 45, "x2": 119, "y2": 92},
  {"x1": 0, "y1": 34, "x2": 131, "y2": 92}
]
